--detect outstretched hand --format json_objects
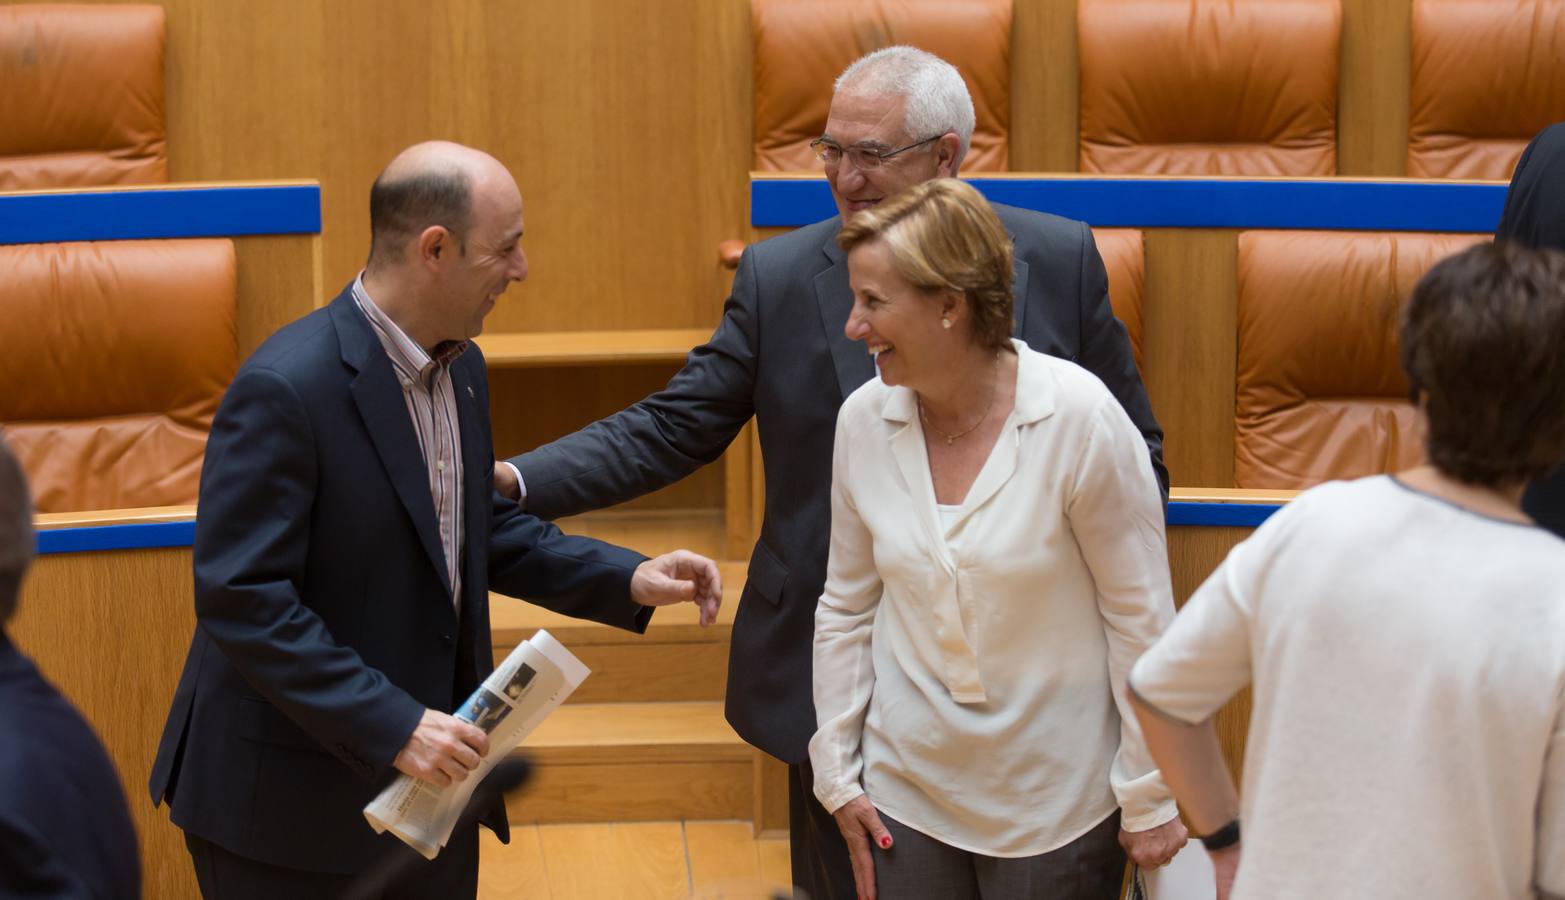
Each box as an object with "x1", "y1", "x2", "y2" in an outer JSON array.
[
  {"x1": 832, "y1": 794, "x2": 893, "y2": 900},
  {"x1": 630, "y1": 549, "x2": 723, "y2": 626}
]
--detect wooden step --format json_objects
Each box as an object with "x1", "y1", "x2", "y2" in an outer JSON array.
[
  {"x1": 491, "y1": 561, "x2": 744, "y2": 704},
  {"x1": 508, "y1": 702, "x2": 752, "y2": 824}
]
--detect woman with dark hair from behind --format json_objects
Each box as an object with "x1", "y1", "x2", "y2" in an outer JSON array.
[
  {"x1": 1126, "y1": 242, "x2": 1565, "y2": 900},
  {"x1": 1496, "y1": 122, "x2": 1565, "y2": 537}
]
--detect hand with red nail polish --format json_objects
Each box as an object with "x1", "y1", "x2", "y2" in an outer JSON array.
[{"x1": 830, "y1": 794, "x2": 892, "y2": 900}]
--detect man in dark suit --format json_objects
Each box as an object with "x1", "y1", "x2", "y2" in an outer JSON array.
[
  {"x1": 149, "y1": 142, "x2": 722, "y2": 899},
  {"x1": 494, "y1": 49, "x2": 1171, "y2": 898},
  {"x1": 1496, "y1": 121, "x2": 1565, "y2": 538},
  {"x1": 0, "y1": 435, "x2": 140, "y2": 899}
]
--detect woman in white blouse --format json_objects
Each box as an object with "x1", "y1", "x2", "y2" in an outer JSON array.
[
  {"x1": 810, "y1": 178, "x2": 1186, "y2": 899},
  {"x1": 1129, "y1": 243, "x2": 1565, "y2": 900}
]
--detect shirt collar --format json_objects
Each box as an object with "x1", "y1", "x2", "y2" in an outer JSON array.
[{"x1": 352, "y1": 273, "x2": 469, "y2": 384}]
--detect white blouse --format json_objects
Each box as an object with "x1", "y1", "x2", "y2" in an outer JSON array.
[{"x1": 811, "y1": 341, "x2": 1179, "y2": 857}]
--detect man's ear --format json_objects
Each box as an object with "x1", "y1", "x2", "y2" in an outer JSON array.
[
  {"x1": 935, "y1": 133, "x2": 963, "y2": 177},
  {"x1": 417, "y1": 225, "x2": 450, "y2": 268}
]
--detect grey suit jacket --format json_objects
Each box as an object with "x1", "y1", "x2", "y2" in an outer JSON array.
[{"x1": 512, "y1": 205, "x2": 1164, "y2": 763}]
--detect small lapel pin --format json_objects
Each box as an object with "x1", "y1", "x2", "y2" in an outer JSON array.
[{"x1": 466, "y1": 385, "x2": 475, "y2": 399}]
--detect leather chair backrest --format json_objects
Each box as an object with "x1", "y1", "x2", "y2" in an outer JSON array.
[
  {"x1": 0, "y1": 240, "x2": 237, "y2": 512},
  {"x1": 1093, "y1": 227, "x2": 1145, "y2": 373},
  {"x1": 1078, "y1": 0, "x2": 1340, "y2": 175},
  {"x1": 1234, "y1": 230, "x2": 1486, "y2": 489},
  {"x1": 0, "y1": 4, "x2": 167, "y2": 189},
  {"x1": 1408, "y1": 0, "x2": 1565, "y2": 179},
  {"x1": 752, "y1": 0, "x2": 1012, "y2": 172}
]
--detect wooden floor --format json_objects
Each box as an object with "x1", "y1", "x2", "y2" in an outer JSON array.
[{"x1": 478, "y1": 821, "x2": 793, "y2": 900}]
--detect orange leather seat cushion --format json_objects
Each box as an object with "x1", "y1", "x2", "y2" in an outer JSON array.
[
  {"x1": 1408, "y1": 0, "x2": 1565, "y2": 179},
  {"x1": 0, "y1": 240, "x2": 237, "y2": 512},
  {"x1": 1093, "y1": 227, "x2": 1145, "y2": 373},
  {"x1": 1234, "y1": 230, "x2": 1486, "y2": 489},
  {"x1": 0, "y1": 4, "x2": 167, "y2": 189},
  {"x1": 752, "y1": 0, "x2": 1012, "y2": 172},
  {"x1": 1078, "y1": 0, "x2": 1340, "y2": 175}
]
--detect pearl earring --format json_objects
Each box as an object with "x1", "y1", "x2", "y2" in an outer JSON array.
[{"x1": 941, "y1": 316, "x2": 952, "y2": 330}]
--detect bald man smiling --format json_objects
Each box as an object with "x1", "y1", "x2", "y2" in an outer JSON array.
[{"x1": 150, "y1": 142, "x2": 723, "y2": 899}]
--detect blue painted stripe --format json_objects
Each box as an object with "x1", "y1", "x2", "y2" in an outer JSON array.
[
  {"x1": 1167, "y1": 501, "x2": 1280, "y2": 527},
  {"x1": 36, "y1": 521, "x2": 196, "y2": 555},
  {"x1": 0, "y1": 184, "x2": 321, "y2": 245},
  {"x1": 751, "y1": 177, "x2": 1507, "y2": 232},
  {"x1": 32, "y1": 501, "x2": 1279, "y2": 554}
]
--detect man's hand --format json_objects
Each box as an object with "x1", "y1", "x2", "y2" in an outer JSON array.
[
  {"x1": 1210, "y1": 844, "x2": 1239, "y2": 900},
  {"x1": 492, "y1": 461, "x2": 521, "y2": 502},
  {"x1": 1119, "y1": 817, "x2": 1188, "y2": 869},
  {"x1": 392, "y1": 709, "x2": 489, "y2": 787},
  {"x1": 831, "y1": 795, "x2": 892, "y2": 900},
  {"x1": 630, "y1": 549, "x2": 723, "y2": 626}
]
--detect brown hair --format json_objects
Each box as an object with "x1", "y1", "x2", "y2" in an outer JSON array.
[
  {"x1": 1401, "y1": 241, "x2": 1565, "y2": 487},
  {"x1": 0, "y1": 434, "x2": 34, "y2": 624},
  {"x1": 837, "y1": 178, "x2": 1014, "y2": 353}
]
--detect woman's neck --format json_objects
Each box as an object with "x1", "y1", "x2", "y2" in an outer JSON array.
[
  {"x1": 916, "y1": 344, "x2": 1006, "y2": 425},
  {"x1": 1394, "y1": 464, "x2": 1530, "y2": 523}
]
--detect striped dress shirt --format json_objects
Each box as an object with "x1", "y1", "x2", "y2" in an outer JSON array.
[{"x1": 352, "y1": 275, "x2": 467, "y2": 610}]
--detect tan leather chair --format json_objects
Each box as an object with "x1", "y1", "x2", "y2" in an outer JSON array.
[
  {"x1": 752, "y1": 0, "x2": 1012, "y2": 172},
  {"x1": 0, "y1": 4, "x2": 167, "y2": 189},
  {"x1": 1408, "y1": 0, "x2": 1565, "y2": 179},
  {"x1": 1093, "y1": 227, "x2": 1145, "y2": 373},
  {"x1": 1234, "y1": 230, "x2": 1486, "y2": 489},
  {"x1": 0, "y1": 240, "x2": 237, "y2": 512},
  {"x1": 1078, "y1": 0, "x2": 1340, "y2": 175}
]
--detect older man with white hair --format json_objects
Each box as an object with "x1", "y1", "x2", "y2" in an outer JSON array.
[{"x1": 498, "y1": 48, "x2": 1172, "y2": 897}]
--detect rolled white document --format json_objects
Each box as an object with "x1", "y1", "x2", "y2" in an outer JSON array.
[{"x1": 363, "y1": 629, "x2": 589, "y2": 859}]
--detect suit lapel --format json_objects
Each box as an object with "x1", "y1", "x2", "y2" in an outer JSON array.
[
  {"x1": 1011, "y1": 254, "x2": 1031, "y2": 337},
  {"x1": 815, "y1": 232, "x2": 876, "y2": 402},
  {"x1": 331, "y1": 296, "x2": 453, "y2": 594}
]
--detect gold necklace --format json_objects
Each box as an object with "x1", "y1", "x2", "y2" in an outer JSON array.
[{"x1": 918, "y1": 355, "x2": 999, "y2": 446}]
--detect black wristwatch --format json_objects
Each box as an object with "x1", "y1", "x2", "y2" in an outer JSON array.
[{"x1": 1199, "y1": 818, "x2": 1241, "y2": 851}]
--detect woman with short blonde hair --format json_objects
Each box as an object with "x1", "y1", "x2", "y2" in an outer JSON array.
[{"x1": 811, "y1": 178, "x2": 1186, "y2": 899}]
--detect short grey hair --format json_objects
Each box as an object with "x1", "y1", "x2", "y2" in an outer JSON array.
[
  {"x1": 0, "y1": 434, "x2": 34, "y2": 624},
  {"x1": 835, "y1": 46, "x2": 976, "y2": 167}
]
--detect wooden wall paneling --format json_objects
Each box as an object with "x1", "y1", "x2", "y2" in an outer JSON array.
[
  {"x1": 1338, "y1": 0, "x2": 1413, "y2": 176},
  {"x1": 725, "y1": 422, "x2": 756, "y2": 559},
  {"x1": 11, "y1": 547, "x2": 200, "y2": 900},
  {"x1": 487, "y1": 364, "x2": 724, "y2": 511},
  {"x1": 157, "y1": 0, "x2": 328, "y2": 187},
  {"x1": 1010, "y1": 0, "x2": 1081, "y2": 172},
  {"x1": 1143, "y1": 229, "x2": 1240, "y2": 488},
  {"x1": 233, "y1": 233, "x2": 323, "y2": 358},
  {"x1": 1167, "y1": 525, "x2": 1255, "y2": 782},
  {"x1": 751, "y1": 750, "x2": 790, "y2": 838},
  {"x1": 312, "y1": 0, "x2": 755, "y2": 333}
]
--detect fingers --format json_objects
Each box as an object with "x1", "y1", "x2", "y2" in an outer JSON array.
[
  {"x1": 453, "y1": 719, "x2": 490, "y2": 757},
  {"x1": 859, "y1": 805, "x2": 893, "y2": 852},
  {"x1": 395, "y1": 710, "x2": 493, "y2": 787}
]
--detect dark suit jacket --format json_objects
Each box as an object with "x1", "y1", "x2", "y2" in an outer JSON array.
[
  {"x1": 511, "y1": 207, "x2": 1164, "y2": 763},
  {"x1": 1496, "y1": 122, "x2": 1565, "y2": 538},
  {"x1": 0, "y1": 633, "x2": 139, "y2": 899},
  {"x1": 149, "y1": 285, "x2": 652, "y2": 875}
]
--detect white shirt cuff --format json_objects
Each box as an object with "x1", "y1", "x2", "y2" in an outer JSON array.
[{"x1": 500, "y1": 461, "x2": 526, "y2": 507}]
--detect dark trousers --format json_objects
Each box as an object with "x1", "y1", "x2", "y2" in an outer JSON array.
[
  {"x1": 875, "y1": 810, "x2": 1125, "y2": 900},
  {"x1": 184, "y1": 825, "x2": 479, "y2": 900},
  {"x1": 789, "y1": 759, "x2": 857, "y2": 900}
]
